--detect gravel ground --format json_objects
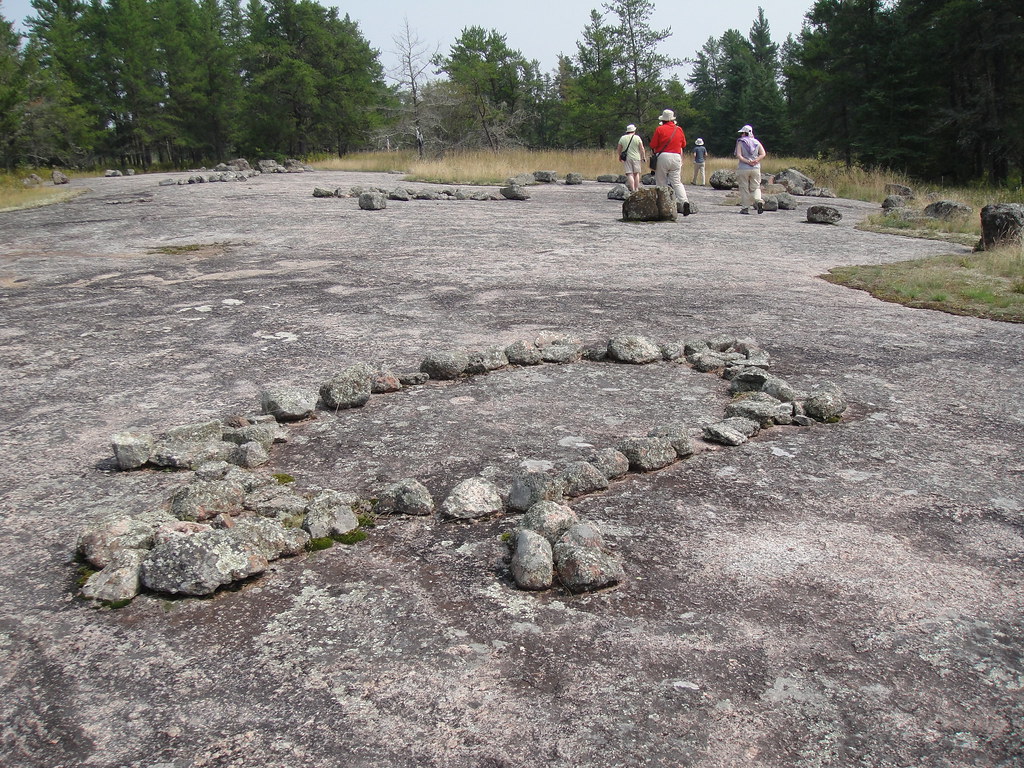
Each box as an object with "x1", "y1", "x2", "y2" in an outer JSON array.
[{"x1": 0, "y1": 170, "x2": 1021, "y2": 768}]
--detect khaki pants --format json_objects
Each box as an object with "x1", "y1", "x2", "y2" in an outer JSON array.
[
  {"x1": 692, "y1": 162, "x2": 705, "y2": 185},
  {"x1": 736, "y1": 166, "x2": 762, "y2": 209},
  {"x1": 655, "y1": 152, "x2": 688, "y2": 205}
]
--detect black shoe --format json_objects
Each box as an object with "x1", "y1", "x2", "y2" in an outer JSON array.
[
  {"x1": 756, "y1": 201, "x2": 763, "y2": 214},
  {"x1": 682, "y1": 202, "x2": 691, "y2": 217}
]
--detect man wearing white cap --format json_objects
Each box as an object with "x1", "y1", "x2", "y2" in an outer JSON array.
[
  {"x1": 734, "y1": 124, "x2": 766, "y2": 214},
  {"x1": 650, "y1": 109, "x2": 691, "y2": 215},
  {"x1": 615, "y1": 123, "x2": 646, "y2": 192}
]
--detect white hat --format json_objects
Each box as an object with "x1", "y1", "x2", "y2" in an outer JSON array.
[
  {"x1": 695, "y1": 138, "x2": 704, "y2": 146},
  {"x1": 737, "y1": 124, "x2": 753, "y2": 134},
  {"x1": 626, "y1": 124, "x2": 636, "y2": 133},
  {"x1": 658, "y1": 109, "x2": 676, "y2": 122}
]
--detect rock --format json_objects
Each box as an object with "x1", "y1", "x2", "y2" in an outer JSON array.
[
  {"x1": 607, "y1": 184, "x2": 628, "y2": 201},
  {"x1": 506, "y1": 173, "x2": 536, "y2": 187},
  {"x1": 541, "y1": 340, "x2": 583, "y2": 364},
  {"x1": 622, "y1": 186, "x2": 677, "y2": 222},
  {"x1": 508, "y1": 470, "x2": 564, "y2": 512},
  {"x1": 371, "y1": 370, "x2": 402, "y2": 393},
  {"x1": 312, "y1": 187, "x2": 335, "y2": 198},
  {"x1": 388, "y1": 188, "x2": 411, "y2": 201},
  {"x1": 227, "y1": 441, "x2": 270, "y2": 468},
  {"x1": 320, "y1": 364, "x2": 373, "y2": 410},
  {"x1": 709, "y1": 169, "x2": 738, "y2": 189},
  {"x1": 261, "y1": 386, "x2": 317, "y2": 421},
  {"x1": 466, "y1": 346, "x2": 509, "y2": 374},
  {"x1": 500, "y1": 185, "x2": 530, "y2": 201},
  {"x1": 565, "y1": 173, "x2": 583, "y2": 185},
  {"x1": 104, "y1": 169, "x2": 122, "y2": 177},
  {"x1": 159, "y1": 178, "x2": 177, "y2": 186},
  {"x1": 725, "y1": 394, "x2": 785, "y2": 429},
  {"x1": 804, "y1": 383, "x2": 847, "y2": 421},
  {"x1": 377, "y1": 479, "x2": 434, "y2": 516},
  {"x1": 111, "y1": 430, "x2": 155, "y2": 470},
  {"x1": 553, "y1": 525, "x2": 624, "y2": 593},
  {"x1": 419, "y1": 349, "x2": 469, "y2": 380},
  {"x1": 511, "y1": 530, "x2": 553, "y2": 590},
  {"x1": 303, "y1": 489, "x2": 359, "y2": 538},
  {"x1": 244, "y1": 485, "x2": 308, "y2": 521},
  {"x1": 398, "y1": 371, "x2": 430, "y2": 386},
  {"x1": 688, "y1": 350, "x2": 733, "y2": 372},
  {"x1": 807, "y1": 205, "x2": 842, "y2": 224},
  {"x1": 149, "y1": 438, "x2": 231, "y2": 470},
  {"x1": 616, "y1": 437, "x2": 676, "y2": 471},
  {"x1": 885, "y1": 183, "x2": 914, "y2": 198},
  {"x1": 924, "y1": 200, "x2": 972, "y2": 219},
  {"x1": 51, "y1": 170, "x2": 70, "y2": 185},
  {"x1": 760, "y1": 196, "x2": 780, "y2": 212},
  {"x1": 640, "y1": 173, "x2": 656, "y2": 186},
  {"x1": 77, "y1": 513, "x2": 171, "y2": 569},
  {"x1": 505, "y1": 339, "x2": 543, "y2": 366},
  {"x1": 607, "y1": 335, "x2": 662, "y2": 364},
  {"x1": 588, "y1": 448, "x2": 630, "y2": 480},
  {"x1": 881, "y1": 195, "x2": 906, "y2": 210},
  {"x1": 596, "y1": 174, "x2": 620, "y2": 183},
  {"x1": 646, "y1": 425, "x2": 694, "y2": 458},
  {"x1": 776, "y1": 192, "x2": 798, "y2": 210},
  {"x1": 702, "y1": 417, "x2": 761, "y2": 446},
  {"x1": 557, "y1": 461, "x2": 609, "y2": 497},
  {"x1": 231, "y1": 516, "x2": 308, "y2": 560},
  {"x1": 533, "y1": 170, "x2": 558, "y2": 183},
  {"x1": 760, "y1": 376, "x2": 806, "y2": 403},
  {"x1": 440, "y1": 477, "x2": 504, "y2": 520},
  {"x1": 775, "y1": 168, "x2": 815, "y2": 194},
  {"x1": 358, "y1": 191, "x2": 386, "y2": 210},
  {"x1": 222, "y1": 423, "x2": 278, "y2": 452},
  {"x1": 979, "y1": 203, "x2": 1024, "y2": 249},
  {"x1": 660, "y1": 342, "x2": 685, "y2": 361},
  {"x1": 520, "y1": 500, "x2": 579, "y2": 544},
  {"x1": 169, "y1": 478, "x2": 246, "y2": 522},
  {"x1": 140, "y1": 529, "x2": 268, "y2": 596},
  {"x1": 728, "y1": 367, "x2": 772, "y2": 394},
  {"x1": 807, "y1": 187, "x2": 837, "y2": 198},
  {"x1": 80, "y1": 549, "x2": 147, "y2": 603}
]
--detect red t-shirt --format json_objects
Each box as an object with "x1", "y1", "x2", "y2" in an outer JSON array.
[{"x1": 651, "y1": 122, "x2": 686, "y2": 154}]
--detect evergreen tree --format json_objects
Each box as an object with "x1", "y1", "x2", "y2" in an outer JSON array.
[
  {"x1": 568, "y1": 9, "x2": 621, "y2": 148},
  {"x1": 0, "y1": 9, "x2": 25, "y2": 169},
  {"x1": 603, "y1": 0, "x2": 679, "y2": 127}
]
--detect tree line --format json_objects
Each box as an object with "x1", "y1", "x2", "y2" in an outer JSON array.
[{"x1": 1, "y1": 0, "x2": 1021, "y2": 185}]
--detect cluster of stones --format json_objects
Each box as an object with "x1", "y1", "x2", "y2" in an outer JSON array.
[
  {"x1": 712, "y1": 168, "x2": 836, "y2": 199},
  {"x1": 313, "y1": 184, "x2": 504, "y2": 208},
  {"x1": 24, "y1": 171, "x2": 72, "y2": 186},
  {"x1": 85, "y1": 332, "x2": 846, "y2": 605},
  {"x1": 879, "y1": 184, "x2": 1024, "y2": 249},
  {"x1": 104, "y1": 168, "x2": 137, "y2": 177}
]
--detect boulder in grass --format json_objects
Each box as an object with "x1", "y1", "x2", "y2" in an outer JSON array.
[
  {"x1": 511, "y1": 530, "x2": 553, "y2": 590},
  {"x1": 52, "y1": 170, "x2": 70, "y2": 185},
  {"x1": 775, "y1": 168, "x2": 814, "y2": 195},
  {"x1": 885, "y1": 183, "x2": 914, "y2": 198},
  {"x1": 924, "y1": 200, "x2": 972, "y2": 220},
  {"x1": 979, "y1": 203, "x2": 1024, "y2": 250}
]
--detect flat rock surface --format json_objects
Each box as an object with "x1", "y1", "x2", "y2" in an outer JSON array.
[{"x1": 1, "y1": 171, "x2": 1021, "y2": 767}]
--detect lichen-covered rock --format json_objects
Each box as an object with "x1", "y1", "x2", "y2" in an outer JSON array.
[
  {"x1": 776, "y1": 192, "x2": 798, "y2": 210},
  {"x1": 140, "y1": 529, "x2": 268, "y2": 596},
  {"x1": 441, "y1": 477, "x2": 504, "y2": 519},
  {"x1": 371, "y1": 370, "x2": 402, "y2": 393},
  {"x1": 607, "y1": 335, "x2": 662, "y2": 364},
  {"x1": 689, "y1": 350, "x2": 733, "y2": 372},
  {"x1": 553, "y1": 525, "x2": 624, "y2": 593},
  {"x1": 504, "y1": 339, "x2": 543, "y2": 366},
  {"x1": 377, "y1": 479, "x2": 434, "y2": 516},
  {"x1": 77, "y1": 512, "x2": 173, "y2": 569},
  {"x1": 885, "y1": 183, "x2": 914, "y2": 198},
  {"x1": 301, "y1": 489, "x2": 359, "y2": 538},
  {"x1": 882, "y1": 195, "x2": 906, "y2": 210},
  {"x1": 231, "y1": 516, "x2": 309, "y2": 560},
  {"x1": 500, "y1": 185, "x2": 530, "y2": 201},
  {"x1": 616, "y1": 437, "x2": 676, "y2": 471},
  {"x1": 261, "y1": 386, "x2": 317, "y2": 421},
  {"x1": 924, "y1": 200, "x2": 972, "y2": 220},
  {"x1": 565, "y1": 173, "x2": 583, "y2": 185},
  {"x1": 80, "y1": 549, "x2": 147, "y2": 603},
  {"x1": 419, "y1": 349, "x2": 470, "y2": 380},
  {"x1": 466, "y1": 346, "x2": 509, "y2": 374},
  {"x1": 222, "y1": 423, "x2": 279, "y2": 452},
  {"x1": 702, "y1": 417, "x2": 761, "y2": 446},
  {"x1": 775, "y1": 168, "x2": 814, "y2": 195},
  {"x1": 760, "y1": 376, "x2": 806, "y2": 403},
  {"x1": 660, "y1": 342, "x2": 685, "y2": 361},
  {"x1": 398, "y1": 371, "x2": 430, "y2": 386},
  {"x1": 111, "y1": 430, "x2": 155, "y2": 470},
  {"x1": 358, "y1": 191, "x2": 386, "y2": 210},
  {"x1": 312, "y1": 187, "x2": 335, "y2": 198},
  {"x1": 709, "y1": 169, "x2": 738, "y2": 189},
  {"x1": 979, "y1": 203, "x2": 1024, "y2": 250},
  {"x1": 520, "y1": 501, "x2": 579, "y2": 544},
  {"x1": 227, "y1": 441, "x2": 270, "y2": 469},
  {"x1": 149, "y1": 438, "x2": 232, "y2": 469},
  {"x1": 169, "y1": 478, "x2": 246, "y2": 522},
  {"x1": 646, "y1": 425, "x2": 694, "y2": 458},
  {"x1": 533, "y1": 170, "x2": 558, "y2": 183},
  {"x1": 725, "y1": 394, "x2": 785, "y2": 429},
  {"x1": 728, "y1": 366, "x2": 773, "y2": 394},
  {"x1": 807, "y1": 205, "x2": 842, "y2": 224},
  {"x1": 244, "y1": 485, "x2": 308, "y2": 521},
  {"x1": 511, "y1": 530, "x2": 553, "y2": 590},
  {"x1": 508, "y1": 470, "x2": 564, "y2": 512},
  {"x1": 320, "y1": 364, "x2": 373, "y2": 410},
  {"x1": 588, "y1": 448, "x2": 630, "y2": 480},
  {"x1": 607, "y1": 184, "x2": 628, "y2": 201},
  {"x1": 621, "y1": 186, "x2": 677, "y2": 221},
  {"x1": 541, "y1": 341, "x2": 584, "y2": 364},
  {"x1": 804, "y1": 383, "x2": 847, "y2": 421},
  {"x1": 557, "y1": 461, "x2": 609, "y2": 498}
]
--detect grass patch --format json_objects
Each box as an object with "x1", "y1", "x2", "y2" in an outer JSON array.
[
  {"x1": 0, "y1": 173, "x2": 86, "y2": 211},
  {"x1": 272, "y1": 473, "x2": 295, "y2": 484},
  {"x1": 333, "y1": 529, "x2": 368, "y2": 545},
  {"x1": 822, "y1": 245, "x2": 1024, "y2": 323},
  {"x1": 307, "y1": 536, "x2": 334, "y2": 551},
  {"x1": 858, "y1": 212, "x2": 981, "y2": 247}
]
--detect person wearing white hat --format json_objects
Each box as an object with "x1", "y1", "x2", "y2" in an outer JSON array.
[
  {"x1": 734, "y1": 124, "x2": 766, "y2": 214},
  {"x1": 692, "y1": 138, "x2": 707, "y2": 186},
  {"x1": 650, "y1": 109, "x2": 691, "y2": 215},
  {"x1": 615, "y1": 123, "x2": 647, "y2": 192}
]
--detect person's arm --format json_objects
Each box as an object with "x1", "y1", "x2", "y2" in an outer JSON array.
[
  {"x1": 755, "y1": 141, "x2": 767, "y2": 164},
  {"x1": 639, "y1": 139, "x2": 646, "y2": 161},
  {"x1": 734, "y1": 140, "x2": 744, "y2": 162}
]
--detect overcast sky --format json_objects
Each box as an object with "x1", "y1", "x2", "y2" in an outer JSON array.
[{"x1": 3, "y1": 0, "x2": 814, "y2": 82}]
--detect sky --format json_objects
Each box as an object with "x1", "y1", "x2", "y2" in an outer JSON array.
[{"x1": 3, "y1": 0, "x2": 814, "y2": 82}]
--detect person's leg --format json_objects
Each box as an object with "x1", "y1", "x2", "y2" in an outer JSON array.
[
  {"x1": 697, "y1": 163, "x2": 706, "y2": 185},
  {"x1": 737, "y1": 168, "x2": 753, "y2": 211},
  {"x1": 654, "y1": 156, "x2": 667, "y2": 188},
  {"x1": 753, "y1": 168, "x2": 763, "y2": 212}
]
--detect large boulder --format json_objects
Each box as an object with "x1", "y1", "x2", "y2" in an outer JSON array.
[
  {"x1": 500, "y1": 185, "x2": 530, "y2": 201},
  {"x1": 520, "y1": 501, "x2": 579, "y2": 545},
  {"x1": 588, "y1": 448, "x2": 629, "y2": 480},
  {"x1": 261, "y1": 386, "x2": 317, "y2": 421},
  {"x1": 508, "y1": 470, "x2": 564, "y2": 512},
  {"x1": 320, "y1": 364, "x2": 373, "y2": 410},
  {"x1": 511, "y1": 530, "x2": 554, "y2": 590},
  {"x1": 775, "y1": 168, "x2": 815, "y2": 195},
  {"x1": 622, "y1": 186, "x2": 677, "y2": 221},
  {"x1": 804, "y1": 383, "x2": 847, "y2": 422},
  {"x1": 440, "y1": 478, "x2": 503, "y2": 519},
  {"x1": 533, "y1": 170, "x2": 558, "y2": 183},
  {"x1": 358, "y1": 191, "x2": 386, "y2": 210},
  {"x1": 140, "y1": 529, "x2": 268, "y2": 596},
  {"x1": 616, "y1": 437, "x2": 676, "y2": 472},
  {"x1": 419, "y1": 349, "x2": 470, "y2": 380},
  {"x1": 51, "y1": 170, "x2": 70, "y2": 185},
  {"x1": 885, "y1": 183, "x2": 914, "y2": 198},
  {"x1": 565, "y1": 173, "x2": 583, "y2": 185},
  {"x1": 924, "y1": 200, "x2": 972, "y2": 220},
  {"x1": 979, "y1": 203, "x2": 1024, "y2": 250},
  {"x1": 607, "y1": 184, "x2": 629, "y2": 201},
  {"x1": 607, "y1": 335, "x2": 662, "y2": 364},
  {"x1": 709, "y1": 169, "x2": 738, "y2": 190},
  {"x1": 807, "y1": 205, "x2": 842, "y2": 224},
  {"x1": 557, "y1": 461, "x2": 609, "y2": 498},
  {"x1": 553, "y1": 524, "x2": 625, "y2": 593}
]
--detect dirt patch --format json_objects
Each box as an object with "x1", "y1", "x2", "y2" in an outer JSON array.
[{"x1": 0, "y1": 170, "x2": 1020, "y2": 767}]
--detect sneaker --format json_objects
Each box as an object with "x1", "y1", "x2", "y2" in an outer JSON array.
[
  {"x1": 756, "y1": 201, "x2": 764, "y2": 214},
  {"x1": 682, "y1": 202, "x2": 691, "y2": 217},
  {"x1": 739, "y1": 208, "x2": 750, "y2": 214}
]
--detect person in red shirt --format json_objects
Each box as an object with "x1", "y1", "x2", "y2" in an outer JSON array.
[{"x1": 650, "y1": 109, "x2": 691, "y2": 216}]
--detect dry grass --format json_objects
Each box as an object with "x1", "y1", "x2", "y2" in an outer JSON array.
[
  {"x1": 822, "y1": 244, "x2": 1024, "y2": 323},
  {"x1": 0, "y1": 173, "x2": 86, "y2": 212}
]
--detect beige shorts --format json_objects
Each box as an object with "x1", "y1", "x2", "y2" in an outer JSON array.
[{"x1": 623, "y1": 158, "x2": 642, "y2": 174}]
